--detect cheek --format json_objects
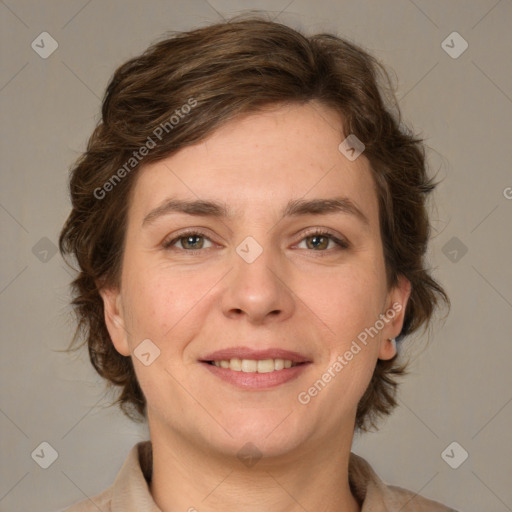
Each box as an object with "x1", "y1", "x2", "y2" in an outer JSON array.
[
  {"x1": 121, "y1": 260, "x2": 216, "y2": 345},
  {"x1": 312, "y1": 264, "x2": 386, "y2": 339},
  {"x1": 308, "y1": 275, "x2": 384, "y2": 416}
]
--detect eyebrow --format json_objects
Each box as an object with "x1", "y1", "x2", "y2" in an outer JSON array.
[{"x1": 142, "y1": 196, "x2": 370, "y2": 227}]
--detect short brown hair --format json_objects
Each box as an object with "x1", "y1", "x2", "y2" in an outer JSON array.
[{"x1": 59, "y1": 15, "x2": 448, "y2": 432}]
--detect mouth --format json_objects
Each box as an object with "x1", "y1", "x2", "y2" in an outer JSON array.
[
  {"x1": 199, "y1": 348, "x2": 311, "y2": 389},
  {"x1": 203, "y1": 358, "x2": 304, "y2": 372}
]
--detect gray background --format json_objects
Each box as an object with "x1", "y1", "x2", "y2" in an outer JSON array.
[{"x1": 1, "y1": 1, "x2": 511, "y2": 511}]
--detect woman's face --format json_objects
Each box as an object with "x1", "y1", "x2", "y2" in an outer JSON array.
[{"x1": 101, "y1": 101, "x2": 410, "y2": 458}]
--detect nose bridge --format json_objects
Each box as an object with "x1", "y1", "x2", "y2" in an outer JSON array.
[{"x1": 222, "y1": 233, "x2": 294, "y2": 322}]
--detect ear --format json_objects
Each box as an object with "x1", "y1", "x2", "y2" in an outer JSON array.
[
  {"x1": 98, "y1": 283, "x2": 131, "y2": 357},
  {"x1": 378, "y1": 275, "x2": 412, "y2": 361}
]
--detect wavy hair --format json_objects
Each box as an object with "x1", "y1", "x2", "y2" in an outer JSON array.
[{"x1": 59, "y1": 15, "x2": 449, "y2": 432}]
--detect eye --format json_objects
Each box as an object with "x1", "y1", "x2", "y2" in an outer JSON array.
[
  {"x1": 162, "y1": 230, "x2": 214, "y2": 251},
  {"x1": 162, "y1": 228, "x2": 350, "y2": 253},
  {"x1": 296, "y1": 230, "x2": 349, "y2": 252}
]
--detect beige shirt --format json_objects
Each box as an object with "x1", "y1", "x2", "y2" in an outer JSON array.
[{"x1": 64, "y1": 441, "x2": 457, "y2": 511}]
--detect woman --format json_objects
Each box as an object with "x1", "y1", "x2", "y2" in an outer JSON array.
[{"x1": 60, "y1": 16, "x2": 454, "y2": 511}]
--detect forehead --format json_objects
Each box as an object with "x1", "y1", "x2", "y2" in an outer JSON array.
[{"x1": 129, "y1": 101, "x2": 378, "y2": 227}]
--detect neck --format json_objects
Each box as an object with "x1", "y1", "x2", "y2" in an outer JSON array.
[{"x1": 148, "y1": 415, "x2": 361, "y2": 512}]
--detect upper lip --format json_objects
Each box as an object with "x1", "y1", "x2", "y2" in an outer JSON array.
[{"x1": 200, "y1": 347, "x2": 310, "y2": 363}]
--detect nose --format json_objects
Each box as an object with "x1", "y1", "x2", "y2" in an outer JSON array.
[{"x1": 221, "y1": 239, "x2": 296, "y2": 325}]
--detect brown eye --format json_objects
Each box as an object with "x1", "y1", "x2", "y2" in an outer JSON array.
[
  {"x1": 180, "y1": 234, "x2": 205, "y2": 250},
  {"x1": 297, "y1": 230, "x2": 349, "y2": 252},
  {"x1": 163, "y1": 231, "x2": 213, "y2": 251},
  {"x1": 305, "y1": 234, "x2": 330, "y2": 250}
]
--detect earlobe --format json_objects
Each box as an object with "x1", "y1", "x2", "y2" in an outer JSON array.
[
  {"x1": 378, "y1": 337, "x2": 397, "y2": 360},
  {"x1": 98, "y1": 285, "x2": 131, "y2": 357},
  {"x1": 378, "y1": 275, "x2": 411, "y2": 360}
]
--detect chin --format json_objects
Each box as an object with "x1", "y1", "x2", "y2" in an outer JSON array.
[{"x1": 207, "y1": 410, "x2": 311, "y2": 460}]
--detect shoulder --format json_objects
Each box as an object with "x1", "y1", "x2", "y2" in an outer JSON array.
[
  {"x1": 384, "y1": 484, "x2": 459, "y2": 511},
  {"x1": 60, "y1": 486, "x2": 112, "y2": 511},
  {"x1": 349, "y1": 452, "x2": 458, "y2": 511},
  {"x1": 60, "y1": 441, "x2": 152, "y2": 512}
]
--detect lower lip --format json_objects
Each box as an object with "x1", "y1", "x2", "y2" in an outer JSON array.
[{"x1": 200, "y1": 362, "x2": 311, "y2": 390}]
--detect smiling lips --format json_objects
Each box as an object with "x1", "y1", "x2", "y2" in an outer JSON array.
[
  {"x1": 210, "y1": 358, "x2": 298, "y2": 373},
  {"x1": 200, "y1": 347, "x2": 311, "y2": 389}
]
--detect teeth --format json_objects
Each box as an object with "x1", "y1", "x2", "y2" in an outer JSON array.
[
  {"x1": 241, "y1": 359, "x2": 258, "y2": 372},
  {"x1": 257, "y1": 359, "x2": 274, "y2": 373},
  {"x1": 211, "y1": 358, "x2": 299, "y2": 372},
  {"x1": 229, "y1": 358, "x2": 242, "y2": 371}
]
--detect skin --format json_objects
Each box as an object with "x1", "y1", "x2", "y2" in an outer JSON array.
[{"x1": 100, "y1": 101, "x2": 411, "y2": 512}]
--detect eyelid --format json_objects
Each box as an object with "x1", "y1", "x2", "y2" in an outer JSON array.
[
  {"x1": 162, "y1": 227, "x2": 350, "y2": 251},
  {"x1": 162, "y1": 228, "x2": 216, "y2": 250},
  {"x1": 294, "y1": 227, "x2": 350, "y2": 250}
]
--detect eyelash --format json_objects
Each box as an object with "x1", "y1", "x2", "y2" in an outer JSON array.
[{"x1": 162, "y1": 228, "x2": 350, "y2": 254}]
